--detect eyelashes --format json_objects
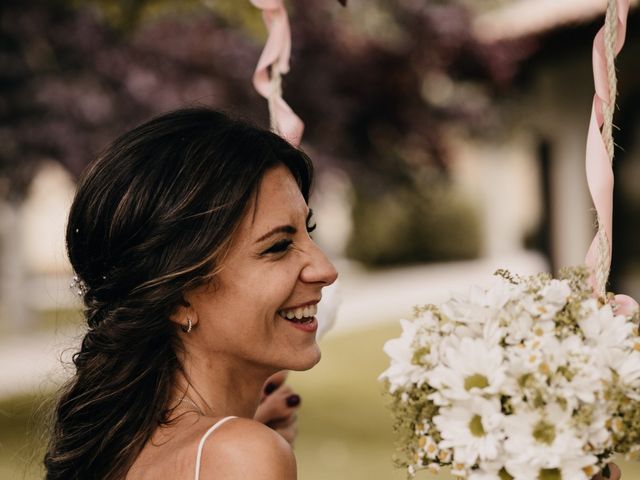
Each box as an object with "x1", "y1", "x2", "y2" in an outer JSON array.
[
  {"x1": 261, "y1": 211, "x2": 317, "y2": 256},
  {"x1": 263, "y1": 239, "x2": 293, "y2": 255},
  {"x1": 306, "y1": 209, "x2": 317, "y2": 233}
]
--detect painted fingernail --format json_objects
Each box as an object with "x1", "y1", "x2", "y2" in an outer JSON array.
[
  {"x1": 264, "y1": 383, "x2": 278, "y2": 395},
  {"x1": 286, "y1": 394, "x2": 301, "y2": 407}
]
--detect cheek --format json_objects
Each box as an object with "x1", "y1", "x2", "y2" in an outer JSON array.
[
  {"x1": 256, "y1": 263, "x2": 301, "y2": 306},
  {"x1": 202, "y1": 262, "x2": 302, "y2": 336}
]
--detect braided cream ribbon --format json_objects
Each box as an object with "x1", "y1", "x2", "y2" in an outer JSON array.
[
  {"x1": 250, "y1": 0, "x2": 304, "y2": 146},
  {"x1": 584, "y1": 0, "x2": 632, "y2": 309}
]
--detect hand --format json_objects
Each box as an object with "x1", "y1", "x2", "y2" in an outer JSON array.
[
  {"x1": 254, "y1": 370, "x2": 301, "y2": 445},
  {"x1": 592, "y1": 463, "x2": 621, "y2": 480}
]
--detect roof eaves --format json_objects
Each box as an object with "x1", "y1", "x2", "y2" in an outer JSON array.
[{"x1": 473, "y1": 0, "x2": 638, "y2": 43}]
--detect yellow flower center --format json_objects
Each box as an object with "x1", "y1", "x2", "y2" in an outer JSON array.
[
  {"x1": 533, "y1": 420, "x2": 556, "y2": 445},
  {"x1": 538, "y1": 468, "x2": 561, "y2": 480},
  {"x1": 538, "y1": 362, "x2": 551, "y2": 375},
  {"x1": 464, "y1": 374, "x2": 489, "y2": 391},
  {"x1": 438, "y1": 450, "x2": 450, "y2": 462},
  {"x1": 469, "y1": 414, "x2": 485, "y2": 437},
  {"x1": 499, "y1": 468, "x2": 515, "y2": 480}
]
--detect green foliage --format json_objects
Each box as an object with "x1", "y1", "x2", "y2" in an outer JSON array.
[
  {"x1": 347, "y1": 175, "x2": 481, "y2": 267},
  {"x1": 85, "y1": 0, "x2": 266, "y2": 37}
]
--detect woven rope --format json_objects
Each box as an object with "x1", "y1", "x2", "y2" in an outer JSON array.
[
  {"x1": 602, "y1": 0, "x2": 618, "y2": 162},
  {"x1": 269, "y1": 66, "x2": 283, "y2": 133},
  {"x1": 594, "y1": 0, "x2": 619, "y2": 296}
]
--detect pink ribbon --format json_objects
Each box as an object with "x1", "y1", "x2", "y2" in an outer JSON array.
[
  {"x1": 250, "y1": 0, "x2": 304, "y2": 146},
  {"x1": 584, "y1": 0, "x2": 637, "y2": 315}
]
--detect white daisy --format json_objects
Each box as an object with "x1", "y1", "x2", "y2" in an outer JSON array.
[
  {"x1": 550, "y1": 336, "x2": 605, "y2": 406},
  {"x1": 504, "y1": 403, "x2": 596, "y2": 480},
  {"x1": 427, "y1": 337, "x2": 506, "y2": 403},
  {"x1": 441, "y1": 278, "x2": 518, "y2": 332},
  {"x1": 434, "y1": 397, "x2": 505, "y2": 467},
  {"x1": 523, "y1": 279, "x2": 571, "y2": 321},
  {"x1": 610, "y1": 351, "x2": 640, "y2": 395},
  {"x1": 419, "y1": 435, "x2": 439, "y2": 459},
  {"x1": 504, "y1": 305, "x2": 534, "y2": 345},
  {"x1": 579, "y1": 299, "x2": 634, "y2": 352},
  {"x1": 575, "y1": 404, "x2": 612, "y2": 451},
  {"x1": 379, "y1": 318, "x2": 429, "y2": 393}
]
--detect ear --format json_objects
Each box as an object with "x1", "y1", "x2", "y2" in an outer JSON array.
[{"x1": 169, "y1": 299, "x2": 198, "y2": 331}]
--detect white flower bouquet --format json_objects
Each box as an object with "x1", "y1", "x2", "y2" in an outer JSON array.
[{"x1": 380, "y1": 268, "x2": 640, "y2": 480}]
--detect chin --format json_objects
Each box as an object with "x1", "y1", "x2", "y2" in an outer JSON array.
[{"x1": 289, "y1": 344, "x2": 322, "y2": 371}]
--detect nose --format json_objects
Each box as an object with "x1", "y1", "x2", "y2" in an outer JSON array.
[{"x1": 301, "y1": 241, "x2": 338, "y2": 286}]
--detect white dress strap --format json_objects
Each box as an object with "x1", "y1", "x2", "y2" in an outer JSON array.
[{"x1": 194, "y1": 416, "x2": 237, "y2": 480}]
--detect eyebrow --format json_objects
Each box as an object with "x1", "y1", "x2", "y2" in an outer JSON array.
[
  {"x1": 254, "y1": 209, "x2": 313, "y2": 244},
  {"x1": 255, "y1": 225, "x2": 297, "y2": 243}
]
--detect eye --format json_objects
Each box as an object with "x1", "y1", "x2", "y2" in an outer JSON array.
[
  {"x1": 262, "y1": 239, "x2": 293, "y2": 255},
  {"x1": 306, "y1": 209, "x2": 317, "y2": 233}
]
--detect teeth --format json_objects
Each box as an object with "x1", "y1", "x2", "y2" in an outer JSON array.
[{"x1": 279, "y1": 304, "x2": 318, "y2": 321}]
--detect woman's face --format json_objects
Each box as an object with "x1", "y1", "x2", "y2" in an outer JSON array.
[{"x1": 186, "y1": 165, "x2": 338, "y2": 373}]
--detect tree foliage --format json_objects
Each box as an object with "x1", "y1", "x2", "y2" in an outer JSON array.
[{"x1": 0, "y1": 0, "x2": 536, "y2": 201}]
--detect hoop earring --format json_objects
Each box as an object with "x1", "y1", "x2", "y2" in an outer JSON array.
[{"x1": 181, "y1": 317, "x2": 193, "y2": 334}]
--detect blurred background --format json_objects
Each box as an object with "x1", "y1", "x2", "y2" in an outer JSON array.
[{"x1": 1, "y1": 0, "x2": 640, "y2": 478}]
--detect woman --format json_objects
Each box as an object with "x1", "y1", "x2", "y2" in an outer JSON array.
[{"x1": 44, "y1": 107, "x2": 338, "y2": 479}]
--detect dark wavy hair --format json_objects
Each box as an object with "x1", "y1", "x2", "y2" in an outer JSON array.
[{"x1": 44, "y1": 107, "x2": 313, "y2": 480}]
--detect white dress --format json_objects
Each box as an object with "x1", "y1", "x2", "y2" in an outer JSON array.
[{"x1": 194, "y1": 416, "x2": 237, "y2": 480}]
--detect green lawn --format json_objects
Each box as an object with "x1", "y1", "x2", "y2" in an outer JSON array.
[
  {"x1": 290, "y1": 324, "x2": 455, "y2": 480},
  {"x1": 2, "y1": 323, "x2": 640, "y2": 479},
  {"x1": 0, "y1": 393, "x2": 48, "y2": 480},
  {"x1": 290, "y1": 325, "x2": 403, "y2": 480}
]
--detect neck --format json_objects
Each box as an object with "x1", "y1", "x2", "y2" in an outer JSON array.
[{"x1": 173, "y1": 347, "x2": 273, "y2": 419}]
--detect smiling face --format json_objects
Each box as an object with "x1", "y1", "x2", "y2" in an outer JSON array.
[{"x1": 184, "y1": 165, "x2": 338, "y2": 373}]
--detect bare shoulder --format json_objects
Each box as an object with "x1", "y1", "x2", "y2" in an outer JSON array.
[{"x1": 198, "y1": 417, "x2": 296, "y2": 480}]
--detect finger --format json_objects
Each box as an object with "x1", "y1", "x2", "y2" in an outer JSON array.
[
  {"x1": 256, "y1": 402, "x2": 298, "y2": 425},
  {"x1": 608, "y1": 463, "x2": 621, "y2": 480},
  {"x1": 285, "y1": 393, "x2": 301, "y2": 408},
  {"x1": 262, "y1": 384, "x2": 296, "y2": 406},
  {"x1": 265, "y1": 370, "x2": 289, "y2": 390},
  {"x1": 273, "y1": 423, "x2": 298, "y2": 445},
  {"x1": 268, "y1": 413, "x2": 297, "y2": 430},
  {"x1": 260, "y1": 388, "x2": 297, "y2": 416},
  {"x1": 254, "y1": 391, "x2": 300, "y2": 423},
  {"x1": 260, "y1": 384, "x2": 294, "y2": 404},
  {"x1": 592, "y1": 464, "x2": 621, "y2": 480},
  {"x1": 274, "y1": 385, "x2": 294, "y2": 396},
  {"x1": 260, "y1": 371, "x2": 291, "y2": 401}
]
